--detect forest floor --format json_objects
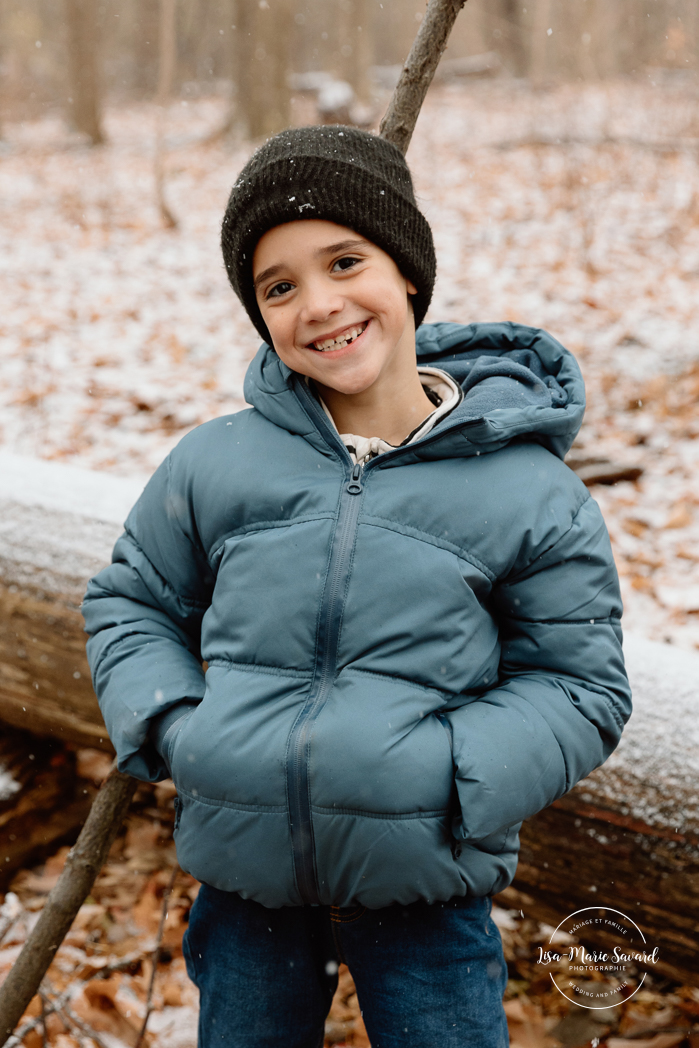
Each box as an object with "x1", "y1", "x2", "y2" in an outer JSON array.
[{"x1": 1, "y1": 73, "x2": 699, "y2": 1046}]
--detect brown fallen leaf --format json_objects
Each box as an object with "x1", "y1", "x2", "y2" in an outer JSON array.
[
  {"x1": 664, "y1": 503, "x2": 693, "y2": 529},
  {"x1": 160, "y1": 977, "x2": 183, "y2": 1007},
  {"x1": 504, "y1": 995, "x2": 560, "y2": 1048},
  {"x1": 352, "y1": 1013, "x2": 371, "y2": 1048},
  {"x1": 19, "y1": 994, "x2": 69, "y2": 1048},
  {"x1": 324, "y1": 965, "x2": 371, "y2": 1046},
  {"x1": 623, "y1": 517, "x2": 650, "y2": 537},
  {"x1": 72, "y1": 976, "x2": 145, "y2": 1048}
]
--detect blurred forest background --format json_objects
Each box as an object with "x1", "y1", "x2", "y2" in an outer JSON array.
[{"x1": 2, "y1": 0, "x2": 699, "y2": 138}]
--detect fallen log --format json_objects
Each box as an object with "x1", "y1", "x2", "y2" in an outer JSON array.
[
  {"x1": 563, "y1": 455, "x2": 644, "y2": 486},
  {"x1": 0, "y1": 451, "x2": 146, "y2": 748},
  {"x1": 2, "y1": 451, "x2": 698, "y2": 985},
  {"x1": 496, "y1": 633, "x2": 699, "y2": 986},
  {"x1": 0, "y1": 450, "x2": 642, "y2": 744}
]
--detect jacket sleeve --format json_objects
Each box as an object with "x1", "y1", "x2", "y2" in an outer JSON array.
[
  {"x1": 446, "y1": 493, "x2": 632, "y2": 841},
  {"x1": 82, "y1": 452, "x2": 214, "y2": 782}
]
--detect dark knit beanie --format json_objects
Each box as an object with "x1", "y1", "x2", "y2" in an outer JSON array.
[{"x1": 221, "y1": 125, "x2": 436, "y2": 344}]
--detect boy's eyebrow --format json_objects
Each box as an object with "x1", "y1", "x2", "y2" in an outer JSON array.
[
  {"x1": 316, "y1": 238, "x2": 369, "y2": 256},
  {"x1": 253, "y1": 239, "x2": 369, "y2": 290},
  {"x1": 253, "y1": 263, "x2": 285, "y2": 290}
]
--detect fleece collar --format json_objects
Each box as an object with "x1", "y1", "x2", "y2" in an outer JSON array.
[{"x1": 318, "y1": 367, "x2": 463, "y2": 466}]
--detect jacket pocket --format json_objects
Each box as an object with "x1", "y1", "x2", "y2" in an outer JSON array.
[
  {"x1": 436, "y1": 709, "x2": 514, "y2": 855},
  {"x1": 435, "y1": 712, "x2": 462, "y2": 858}
]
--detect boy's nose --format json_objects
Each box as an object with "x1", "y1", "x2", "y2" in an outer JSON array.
[{"x1": 298, "y1": 279, "x2": 344, "y2": 326}]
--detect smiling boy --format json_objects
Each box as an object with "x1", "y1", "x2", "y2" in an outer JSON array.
[
  {"x1": 253, "y1": 220, "x2": 444, "y2": 447},
  {"x1": 83, "y1": 126, "x2": 632, "y2": 1047}
]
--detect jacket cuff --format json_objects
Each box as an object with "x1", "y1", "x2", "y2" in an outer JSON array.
[{"x1": 148, "y1": 701, "x2": 199, "y2": 772}]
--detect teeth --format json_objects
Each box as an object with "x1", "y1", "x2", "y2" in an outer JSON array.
[{"x1": 313, "y1": 322, "x2": 366, "y2": 352}]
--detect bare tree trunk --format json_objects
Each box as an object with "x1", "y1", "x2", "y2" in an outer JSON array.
[
  {"x1": 233, "y1": 0, "x2": 254, "y2": 136},
  {"x1": 64, "y1": 0, "x2": 105, "y2": 144},
  {"x1": 155, "y1": 0, "x2": 178, "y2": 229},
  {"x1": 353, "y1": 0, "x2": 374, "y2": 106},
  {"x1": 494, "y1": 0, "x2": 528, "y2": 77},
  {"x1": 689, "y1": 0, "x2": 699, "y2": 69},
  {"x1": 0, "y1": 769, "x2": 137, "y2": 1043},
  {"x1": 0, "y1": 3, "x2": 5, "y2": 141},
  {"x1": 379, "y1": 0, "x2": 468, "y2": 155},
  {"x1": 201, "y1": 0, "x2": 239, "y2": 144},
  {"x1": 236, "y1": 0, "x2": 292, "y2": 140},
  {"x1": 335, "y1": 0, "x2": 372, "y2": 105},
  {"x1": 530, "y1": 0, "x2": 552, "y2": 83}
]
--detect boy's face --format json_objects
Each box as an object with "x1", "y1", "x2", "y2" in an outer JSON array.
[{"x1": 252, "y1": 220, "x2": 417, "y2": 396}]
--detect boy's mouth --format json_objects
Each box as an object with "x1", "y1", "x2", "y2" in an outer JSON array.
[{"x1": 308, "y1": 320, "x2": 369, "y2": 353}]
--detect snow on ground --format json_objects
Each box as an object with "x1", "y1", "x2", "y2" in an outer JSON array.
[{"x1": 1, "y1": 78, "x2": 698, "y2": 649}]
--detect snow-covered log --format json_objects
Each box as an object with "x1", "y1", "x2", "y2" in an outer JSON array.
[
  {"x1": 0, "y1": 452, "x2": 146, "y2": 748},
  {"x1": 498, "y1": 634, "x2": 699, "y2": 986},
  {"x1": 1, "y1": 453, "x2": 698, "y2": 981}
]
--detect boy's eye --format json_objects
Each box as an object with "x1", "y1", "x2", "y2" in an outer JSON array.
[
  {"x1": 332, "y1": 256, "x2": 360, "y2": 272},
  {"x1": 267, "y1": 281, "x2": 294, "y2": 299}
]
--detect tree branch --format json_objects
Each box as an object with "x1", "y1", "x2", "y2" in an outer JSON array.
[
  {"x1": 134, "y1": 863, "x2": 178, "y2": 1048},
  {"x1": 379, "y1": 0, "x2": 469, "y2": 154},
  {"x1": 0, "y1": 769, "x2": 137, "y2": 1044}
]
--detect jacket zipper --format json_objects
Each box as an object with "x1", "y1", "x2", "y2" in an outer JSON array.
[
  {"x1": 284, "y1": 377, "x2": 479, "y2": 904},
  {"x1": 286, "y1": 462, "x2": 364, "y2": 904}
]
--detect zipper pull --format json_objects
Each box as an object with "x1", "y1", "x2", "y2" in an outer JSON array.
[{"x1": 347, "y1": 463, "x2": 363, "y2": 494}]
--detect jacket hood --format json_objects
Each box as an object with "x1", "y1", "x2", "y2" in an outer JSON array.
[{"x1": 243, "y1": 321, "x2": 585, "y2": 461}]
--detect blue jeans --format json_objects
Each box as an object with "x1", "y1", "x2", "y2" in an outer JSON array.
[{"x1": 183, "y1": 885, "x2": 510, "y2": 1048}]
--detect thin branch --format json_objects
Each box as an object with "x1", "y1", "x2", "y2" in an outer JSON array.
[
  {"x1": 155, "y1": 0, "x2": 178, "y2": 229},
  {"x1": 44, "y1": 996, "x2": 112, "y2": 1048},
  {"x1": 4, "y1": 985, "x2": 73, "y2": 1048},
  {"x1": 3, "y1": 952, "x2": 149, "y2": 1048},
  {"x1": 40, "y1": 980, "x2": 113, "y2": 1048},
  {"x1": 0, "y1": 768, "x2": 138, "y2": 1045},
  {"x1": 379, "y1": 0, "x2": 468, "y2": 155},
  {"x1": 39, "y1": 994, "x2": 47, "y2": 1048},
  {"x1": 134, "y1": 863, "x2": 179, "y2": 1048},
  {"x1": 61, "y1": 1005, "x2": 113, "y2": 1048}
]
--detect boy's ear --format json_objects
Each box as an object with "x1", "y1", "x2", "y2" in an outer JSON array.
[{"x1": 407, "y1": 279, "x2": 417, "y2": 296}]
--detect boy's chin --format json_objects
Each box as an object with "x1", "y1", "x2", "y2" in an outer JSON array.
[{"x1": 311, "y1": 366, "x2": 383, "y2": 398}]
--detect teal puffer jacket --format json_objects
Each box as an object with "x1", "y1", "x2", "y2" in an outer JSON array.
[{"x1": 83, "y1": 322, "x2": 632, "y2": 908}]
